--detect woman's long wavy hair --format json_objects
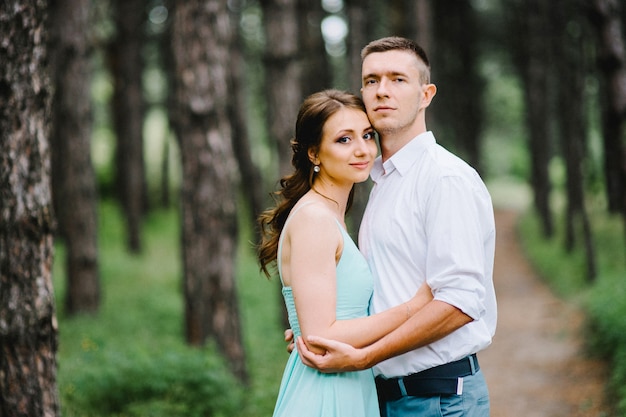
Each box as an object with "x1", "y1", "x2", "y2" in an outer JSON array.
[{"x1": 257, "y1": 89, "x2": 367, "y2": 278}]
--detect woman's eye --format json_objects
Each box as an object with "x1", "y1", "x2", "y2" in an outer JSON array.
[
  {"x1": 338, "y1": 136, "x2": 351, "y2": 143},
  {"x1": 363, "y1": 132, "x2": 375, "y2": 140}
]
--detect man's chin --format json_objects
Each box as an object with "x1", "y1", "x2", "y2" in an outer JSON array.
[
  {"x1": 372, "y1": 122, "x2": 397, "y2": 135},
  {"x1": 369, "y1": 115, "x2": 388, "y2": 126}
]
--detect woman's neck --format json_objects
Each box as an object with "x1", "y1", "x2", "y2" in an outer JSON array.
[{"x1": 308, "y1": 184, "x2": 349, "y2": 219}]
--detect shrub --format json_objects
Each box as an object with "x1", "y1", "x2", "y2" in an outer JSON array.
[
  {"x1": 62, "y1": 347, "x2": 242, "y2": 417},
  {"x1": 586, "y1": 271, "x2": 626, "y2": 415}
]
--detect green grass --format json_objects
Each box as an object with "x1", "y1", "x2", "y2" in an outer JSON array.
[
  {"x1": 517, "y1": 206, "x2": 626, "y2": 415},
  {"x1": 54, "y1": 201, "x2": 286, "y2": 416},
  {"x1": 517, "y1": 206, "x2": 625, "y2": 298}
]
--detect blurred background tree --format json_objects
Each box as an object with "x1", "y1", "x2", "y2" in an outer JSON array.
[
  {"x1": 49, "y1": 0, "x2": 101, "y2": 316},
  {"x1": 1, "y1": 0, "x2": 625, "y2": 415},
  {"x1": 108, "y1": 0, "x2": 148, "y2": 254},
  {"x1": 166, "y1": 0, "x2": 248, "y2": 382}
]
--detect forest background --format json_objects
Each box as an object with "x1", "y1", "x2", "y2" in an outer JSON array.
[{"x1": 1, "y1": 0, "x2": 626, "y2": 416}]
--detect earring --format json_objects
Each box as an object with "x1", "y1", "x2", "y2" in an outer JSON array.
[{"x1": 313, "y1": 165, "x2": 320, "y2": 173}]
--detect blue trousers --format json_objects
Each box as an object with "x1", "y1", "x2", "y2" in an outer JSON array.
[{"x1": 378, "y1": 370, "x2": 490, "y2": 417}]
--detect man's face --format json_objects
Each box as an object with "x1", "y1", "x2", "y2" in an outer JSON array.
[{"x1": 361, "y1": 50, "x2": 427, "y2": 136}]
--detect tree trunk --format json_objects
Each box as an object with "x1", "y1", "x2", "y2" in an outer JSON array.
[
  {"x1": 167, "y1": 0, "x2": 247, "y2": 383},
  {"x1": 0, "y1": 1, "x2": 60, "y2": 415},
  {"x1": 109, "y1": 0, "x2": 147, "y2": 253},
  {"x1": 260, "y1": 0, "x2": 302, "y2": 177},
  {"x1": 587, "y1": 0, "x2": 626, "y2": 227},
  {"x1": 389, "y1": 0, "x2": 423, "y2": 42},
  {"x1": 344, "y1": 0, "x2": 378, "y2": 235},
  {"x1": 507, "y1": 0, "x2": 554, "y2": 238},
  {"x1": 49, "y1": 0, "x2": 100, "y2": 314},
  {"x1": 432, "y1": 0, "x2": 485, "y2": 173},
  {"x1": 260, "y1": 0, "x2": 302, "y2": 329},
  {"x1": 229, "y1": 6, "x2": 266, "y2": 239},
  {"x1": 298, "y1": 0, "x2": 332, "y2": 96},
  {"x1": 553, "y1": 0, "x2": 597, "y2": 282},
  {"x1": 345, "y1": 0, "x2": 369, "y2": 93},
  {"x1": 160, "y1": 133, "x2": 171, "y2": 208},
  {"x1": 415, "y1": 0, "x2": 433, "y2": 55}
]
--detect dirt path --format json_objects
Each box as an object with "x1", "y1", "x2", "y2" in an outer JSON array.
[{"x1": 480, "y1": 209, "x2": 611, "y2": 417}]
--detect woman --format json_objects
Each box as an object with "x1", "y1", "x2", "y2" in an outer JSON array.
[{"x1": 257, "y1": 90, "x2": 432, "y2": 417}]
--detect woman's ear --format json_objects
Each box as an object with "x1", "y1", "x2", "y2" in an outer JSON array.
[{"x1": 308, "y1": 148, "x2": 319, "y2": 165}]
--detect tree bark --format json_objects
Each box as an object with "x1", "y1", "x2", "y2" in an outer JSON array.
[
  {"x1": 587, "y1": 0, "x2": 626, "y2": 225},
  {"x1": 109, "y1": 0, "x2": 147, "y2": 253},
  {"x1": 415, "y1": 0, "x2": 433, "y2": 55},
  {"x1": 389, "y1": 0, "x2": 423, "y2": 42},
  {"x1": 344, "y1": 0, "x2": 379, "y2": 235},
  {"x1": 49, "y1": 0, "x2": 100, "y2": 315},
  {"x1": 260, "y1": 0, "x2": 302, "y2": 177},
  {"x1": 553, "y1": 0, "x2": 597, "y2": 282},
  {"x1": 506, "y1": 0, "x2": 554, "y2": 238},
  {"x1": 345, "y1": 0, "x2": 368, "y2": 94},
  {"x1": 0, "y1": 1, "x2": 60, "y2": 415},
  {"x1": 167, "y1": 0, "x2": 247, "y2": 383},
  {"x1": 229, "y1": 5, "x2": 266, "y2": 240},
  {"x1": 260, "y1": 0, "x2": 303, "y2": 329},
  {"x1": 432, "y1": 0, "x2": 485, "y2": 173},
  {"x1": 298, "y1": 0, "x2": 332, "y2": 96}
]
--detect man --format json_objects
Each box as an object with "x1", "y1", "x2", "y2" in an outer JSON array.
[{"x1": 295, "y1": 36, "x2": 497, "y2": 416}]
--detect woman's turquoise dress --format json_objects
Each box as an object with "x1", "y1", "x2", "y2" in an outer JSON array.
[{"x1": 272, "y1": 207, "x2": 380, "y2": 417}]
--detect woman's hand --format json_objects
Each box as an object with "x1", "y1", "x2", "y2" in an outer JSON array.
[
  {"x1": 296, "y1": 336, "x2": 368, "y2": 373},
  {"x1": 285, "y1": 328, "x2": 295, "y2": 353}
]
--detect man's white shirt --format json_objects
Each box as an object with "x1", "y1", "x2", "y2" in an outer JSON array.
[{"x1": 359, "y1": 131, "x2": 497, "y2": 378}]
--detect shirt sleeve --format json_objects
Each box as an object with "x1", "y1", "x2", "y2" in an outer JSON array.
[{"x1": 424, "y1": 174, "x2": 489, "y2": 320}]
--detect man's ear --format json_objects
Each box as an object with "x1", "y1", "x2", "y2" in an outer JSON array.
[{"x1": 421, "y1": 83, "x2": 437, "y2": 109}]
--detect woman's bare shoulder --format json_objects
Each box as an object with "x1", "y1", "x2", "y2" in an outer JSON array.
[{"x1": 287, "y1": 200, "x2": 338, "y2": 238}]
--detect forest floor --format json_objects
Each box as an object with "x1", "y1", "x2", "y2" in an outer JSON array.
[{"x1": 480, "y1": 209, "x2": 613, "y2": 417}]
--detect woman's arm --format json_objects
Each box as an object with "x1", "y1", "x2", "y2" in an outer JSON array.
[
  {"x1": 285, "y1": 206, "x2": 432, "y2": 354},
  {"x1": 296, "y1": 300, "x2": 472, "y2": 373}
]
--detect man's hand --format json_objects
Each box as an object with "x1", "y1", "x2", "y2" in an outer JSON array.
[
  {"x1": 296, "y1": 335, "x2": 368, "y2": 373},
  {"x1": 285, "y1": 329, "x2": 295, "y2": 354}
]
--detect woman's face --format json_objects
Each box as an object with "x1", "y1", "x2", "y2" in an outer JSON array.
[{"x1": 312, "y1": 107, "x2": 378, "y2": 187}]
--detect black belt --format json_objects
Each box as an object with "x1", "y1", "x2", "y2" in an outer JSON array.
[{"x1": 375, "y1": 354, "x2": 480, "y2": 402}]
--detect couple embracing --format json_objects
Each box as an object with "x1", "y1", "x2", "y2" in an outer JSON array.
[{"x1": 258, "y1": 36, "x2": 497, "y2": 417}]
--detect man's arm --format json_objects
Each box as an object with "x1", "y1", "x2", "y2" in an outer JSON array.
[{"x1": 297, "y1": 299, "x2": 472, "y2": 373}]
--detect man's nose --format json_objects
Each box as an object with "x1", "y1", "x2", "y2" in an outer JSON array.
[{"x1": 376, "y1": 79, "x2": 389, "y2": 97}]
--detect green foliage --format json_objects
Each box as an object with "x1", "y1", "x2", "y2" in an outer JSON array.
[
  {"x1": 55, "y1": 201, "x2": 285, "y2": 417},
  {"x1": 517, "y1": 210, "x2": 590, "y2": 297},
  {"x1": 586, "y1": 269, "x2": 626, "y2": 415},
  {"x1": 235, "y1": 195, "x2": 288, "y2": 415},
  {"x1": 62, "y1": 347, "x2": 241, "y2": 417},
  {"x1": 584, "y1": 215, "x2": 626, "y2": 415},
  {"x1": 518, "y1": 207, "x2": 626, "y2": 415},
  {"x1": 481, "y1": 63, "x2": 528, "y2": 181}
]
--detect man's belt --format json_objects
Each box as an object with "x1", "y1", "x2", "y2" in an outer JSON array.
[{"x1": 375, "y1": 354, "x2": 480, "y2": 402}]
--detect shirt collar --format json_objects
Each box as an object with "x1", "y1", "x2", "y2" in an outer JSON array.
[{"x1": 371, "y1": 131, "x2": 435, "y2": 182}]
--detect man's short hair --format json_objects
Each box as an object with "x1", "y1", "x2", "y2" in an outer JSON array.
[{"x1": 361, "y1": 37, "x2": 431, "y2": 84}]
